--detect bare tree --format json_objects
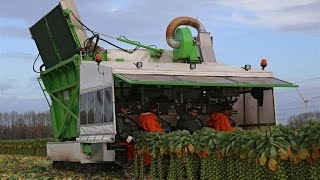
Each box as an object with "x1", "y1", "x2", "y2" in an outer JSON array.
[
  {"x1": 0, "y1": 111, "x2": 52, "y2": 140},
  {"x1": 287, "y1": 111, "x2": 320, "y2": 129}
]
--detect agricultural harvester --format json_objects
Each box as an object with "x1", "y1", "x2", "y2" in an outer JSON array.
[{"x1": 29, "y1": 0, "x2": 297, "y2": 168}]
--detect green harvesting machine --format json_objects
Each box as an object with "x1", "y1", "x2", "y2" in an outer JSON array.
[{"x1": 30, "y1": 0, "x2": 297, "y2": 166}]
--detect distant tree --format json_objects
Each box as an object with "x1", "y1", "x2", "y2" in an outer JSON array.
[
  {"x1": 287, "y1": 111, "x2": 320, "y2": 129},
  {"x1": 0, "y1": 111, "x2": 52, "y2": 140}
]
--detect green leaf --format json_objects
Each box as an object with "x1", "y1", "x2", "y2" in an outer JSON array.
[
  {"x1": 256, "y1": 141, "x2": 266, "y2": 149},
  {"x1": 248, "y1": 149, "x2": 256, "y2": 158},
  {"x1": 270, "y1": 146, "x2": 277, "y2": 158},
  {"x1": 247, "y1": 140, "x2": 255, "y2": 147},
  {"x1": 200, "y1": 136, "x2": 209, "y2": 142},
  {"x1": 175, "y1": 143, "x2": 182, "y2": 153},
  {"x1": 265, "y1": 146, "x2": 270, "y2": 158},
  {"x1": 170, "y1": 144, "x2": 175, "y2": 153},
  {"x1": 209, "y1": 140, "x2": 215, "y2": 149},
  {"x1": 180, "y1": 136, "x2": 186, "y2": 142},
  {"x1": 226, "y1": 144, "x2": 231, "y2": 155},
  {"x1": 240, "y1": 150, "x2": 247, "y2": 159},
  {"x1": 290, "y1": 140, "x2": 298, "y2": 148}
]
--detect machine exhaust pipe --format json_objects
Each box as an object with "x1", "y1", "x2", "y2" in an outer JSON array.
[
  {"x1": 166, "y1": 16, "x2": 206, "y2": 49},
  {"x1": 166, "y1": 16, "x2": 217, "y2": 63}
]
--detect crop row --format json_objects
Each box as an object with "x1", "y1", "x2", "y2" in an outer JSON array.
[
  {"x1": 133, "y1": 123, "x2": 320, "y2": 180},
  {"x1": 0, "y1": 138, "x2": 53, "y2": 156}
]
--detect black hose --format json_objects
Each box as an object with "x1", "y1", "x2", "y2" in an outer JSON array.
[
  {"x1": 70, "y1": 11, "x2": 139, "y2": 54},
  {"x1": 32, "y1": 54, "x2": 41, "y2": 73},
  {"x1": 70, "y1": 12, "x2": 95, "y2": 36},
  {"x1": 40, "y1": 64, "x2": 45, "y2": 72}
]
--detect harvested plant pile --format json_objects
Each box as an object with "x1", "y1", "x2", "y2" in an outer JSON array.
[{"x1": 133, "y1": 123, "x2": 320, "y2": 180}]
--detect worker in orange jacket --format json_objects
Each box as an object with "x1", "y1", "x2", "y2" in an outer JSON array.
[
  {"x1": 207, "y1": 103, "x2": 234, "y2": 131},
  {"x1": 138, "y1": 102, "x2": 164, "y2": 166},
  {"x1": 138, "y1": 103, "x2": 164, "y2": 132}
]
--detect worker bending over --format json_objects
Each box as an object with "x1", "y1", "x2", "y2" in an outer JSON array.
[
  {"x1": 138, "y1": 103, "x2": 164, "y2": 132},
  {"x1": 138, "y1": 102, "x2": 165, "y2": 166},
  {"x1": 207, "y1": 103, "x2": 234, "y2": 131}
]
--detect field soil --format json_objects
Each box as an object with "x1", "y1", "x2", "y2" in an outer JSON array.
[{"x1": 0, "y1": 154, "x2": 124, "y2": 179}]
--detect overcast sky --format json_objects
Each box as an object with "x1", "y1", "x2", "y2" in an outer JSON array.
[{"x1": 0, "y1": 0, "x2": 319, "y2": 121}]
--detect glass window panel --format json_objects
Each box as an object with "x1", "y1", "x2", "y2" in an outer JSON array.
[
  {"x1": 228, "y1": 77, "x2": 292, "y2": 85},
  {"x1": 87, "y1": 91, "x2": 94, "y2": 124},
  {"x1": 104, "y1": 87, "x2": 114, "y2": 122},
  {"x1": 95, "y1": 89, "x2": 103, "y2": 123},
  {"x1": 175, "y1": 75, "x2": 235, "y2": 84},
  {"x1": 121, "y1": 74, "x2": 179, "y2": 82},
  {"x1": 80, "y1": 93, "x2": 87, "y2": 125},
  {"x1": 118, "y1": 74, "x2": 295, "y2": 87}
]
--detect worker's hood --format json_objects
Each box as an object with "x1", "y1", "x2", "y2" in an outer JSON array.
[{"x1": 211, "y1": 112, "x2": 226, "y2": 122}]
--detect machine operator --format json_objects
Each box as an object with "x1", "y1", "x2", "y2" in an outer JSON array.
[
  {"x1": 115, "y1": 104, "x2": 137, "y2": 162},
  {"x1": 176, "y1": 106, "x2": 204, "y2": 133}
]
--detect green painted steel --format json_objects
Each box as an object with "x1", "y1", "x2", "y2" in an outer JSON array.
[
  {"x1": 30, "y1": 4, "x2": 83, "y2": 141},
  {"x1": 116, "y1": 37, "x2": 164, "y2": 58},
  {"x1": 82, "y1": 143, "x2": 92, "y2": 155},
  {"x1": 173, "y1": 28, "x2": 199, "y2": 62},
  {"x1": 114, "y1": 74, "x2": 298, "y2": 88},
  {"x1": 29, "y1": 4, "x2": 81, "y2": 69},
  {"x1": 40, "y1": 54, "x2": 80, "y2": 140},
  {"x1": 116, "y1": 58, "x2": 124, "y2": 62}
]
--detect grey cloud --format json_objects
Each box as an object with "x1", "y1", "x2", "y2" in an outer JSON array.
[
  {"x1": 0, "y1": 78, "x2": 17, "y2": 94},
  {"x1": 26, "y1": 76, "x2": 41, "y2": 89},
  {"x1": 0, "y1": 83, "x2": 13, "y2": 93},
  {"x1": 0, "y1": 1, "x2": 58, "y2": 23},
  {"x1": 280, "y1": 23, "x2": 320, "y2": 34},
  {"x1": 281, "y1": 0, "x2": 320, "y2": 13},
  {"x1": 0, "y1": 26, "x2": 30, "y2": 38},
  {"x1": 2, "y1": 0, "x2": 318, "y2": 48},
  {"x1": 39, "y1": 0, "x2": 204, "y2": 49},
  {"x1": 0, "y1": 52, "x2": 37, "y2": 61},
  {"x1": 1, "y1": 0, "x2": 207, "y2": 46},
  {"x1": 0, "y1": 76, "x2": 43, "y2": 100},
  {"x1": 0, "y1": 96, "x2": 48, "y2": 112},
  {"x1": 275, "y1": 1, "x2": 320, "y2": 34},
  {"x1": 77, "y1": 0, "x2": 199, "y2": 32},
  {"x1": 0, "y1": 0, "x2": 116, "y2": 24},
  {"x1": 195, "y1": 0, "x2": 320, "y2": 34}
]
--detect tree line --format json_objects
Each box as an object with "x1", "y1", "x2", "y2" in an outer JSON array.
[
  {"x1": 0, "y1": 110, "x2": 319, "y2": 140},
  {"x1": 0, "y1": 111, "x2": 51, "y2": 140},
  {"x1": 286, "y1": 111, "x2": 320, "y2": 129}
]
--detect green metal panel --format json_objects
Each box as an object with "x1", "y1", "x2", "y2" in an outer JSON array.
[
  {"x1": 40, "y1": 54, "x2": 80, "y2": 140},
  {"x1": 46, "y1": 5, "x2": 80, "y2": 61},
  {"x1": 30, "y1": 4, "x2": 81, "y2": 69},
  {"x1": 29, "y1": 18, "x2": 61, "y2": 68},
  {"x1": 173, "y1": 28, "x2": 199, "y2": 62}
]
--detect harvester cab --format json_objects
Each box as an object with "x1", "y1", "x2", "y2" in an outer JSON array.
[{"x1": 30, "y1": 0, "x2": 297, "y2": 166}]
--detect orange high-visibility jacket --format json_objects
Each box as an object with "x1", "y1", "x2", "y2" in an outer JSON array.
[
  {"x1": 207, "y1": 112, "x2": 233, "y2": 131},
  {"x1": 138, "y1": 112, "x2": 164, "y2": 132},
  {"x1": 138, "y1": 112, "x2": 163, "y2": 166}
]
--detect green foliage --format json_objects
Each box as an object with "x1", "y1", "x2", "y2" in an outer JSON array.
[{"x1": 133, "y1": 123, "x2": 320, "y2": 179}]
